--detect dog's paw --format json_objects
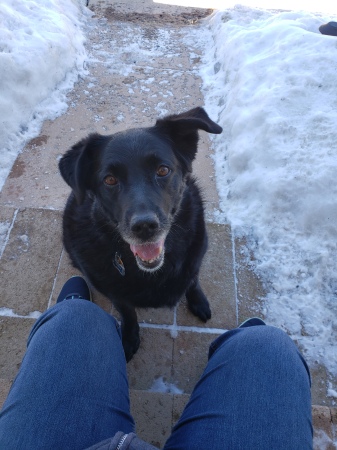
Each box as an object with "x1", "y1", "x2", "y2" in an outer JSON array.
[
  {"x1": 188, "y1": 297, "x2": 212, "y2": 323},
  {"x1": 186, "y1": 281, "x2": 212, "y2": 323},
  {"x1": 122, "y1": 329, "x2": 140, "y2": 363}
]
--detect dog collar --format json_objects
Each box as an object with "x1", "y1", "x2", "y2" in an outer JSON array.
[{"x1": 113, "y1": 252, "x2": 125, "y2": 276}]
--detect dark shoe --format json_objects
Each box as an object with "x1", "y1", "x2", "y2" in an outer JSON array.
[
  {"x1": 319, "y1": 21, "x2": 337, "y2": 36},
  {"x1": 56, "y1": 276, "x2": 92, "y2": 303},
  {"x1": 239, "y1": 317, "x2": 266, "y2": 328}
]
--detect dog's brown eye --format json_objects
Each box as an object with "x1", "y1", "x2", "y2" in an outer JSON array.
[
  {"x1": 104, "y1": 175, "x2": 118, "y2": 186},
  {"x1": 157, "y1": 166, "x2": 170, "y2": 177}
]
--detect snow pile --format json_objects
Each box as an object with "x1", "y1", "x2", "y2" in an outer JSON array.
[
  {"x1": 0, "y1": 0, "x2": 89, "y2": 191},
  {"x1": 197, "y1": 6, "x2": 337, "y2": 375}
]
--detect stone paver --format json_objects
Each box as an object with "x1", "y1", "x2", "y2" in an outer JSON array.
[
  {"x1": 0, "y1": 0, "x2": 333, "y2": 447},
  {"x1": 0, "y1": 318, "x2": 35, "y2": 380},
  {"x1": 0, "y1": 207, "x2": 62, "y2": 315}
]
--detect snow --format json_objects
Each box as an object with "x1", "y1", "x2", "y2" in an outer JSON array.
[
  {"x1": 0, "y1": 221, "x2": 11, "y2": 257},
  {"x1": 156, "y1": 0, "x2": 337, "y2": 16},
  {"x1": 193, "y1": 6, "x2": 337, "y2": 375},
  {"x1": 0, "y1": 0, "x2": 89, "y2": 191},
  {"x1": 313, "y1": 429, "x2": 337, "y2": 450},
  {"x1": 328, "y1": 385, "x2": 337, "y2": 399},
  {"x1": 149, "y1": 376, "x2": 184, "y2": 394},
  {"x1": 0, "y1": 307, "x2": 41, "y2": 319}
]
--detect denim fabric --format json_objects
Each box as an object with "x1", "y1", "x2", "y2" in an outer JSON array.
[
  {"x1": 164, "y1": 325, "x2": 313, "y2": 450},
  {"x1": 0, "y1": 301, "x2": 313, "y2": 450},
  {"x1": 0, "y1": 300, "x2": 134, "y2": 450}
]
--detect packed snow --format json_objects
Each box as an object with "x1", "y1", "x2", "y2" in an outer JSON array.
[
  {"x1": 0, "y1": 0, "x2": 88, "y2": 191},
  {"x1": 0, "y1": 307, "x2": 41, "y2": 319},
  {"x1": 1, "y1": 0, "x2": 337, "y2": 390},
  {"x1": 193, "y1": 6, "x2": 337, "y2": 378},
  {"x1": 148, "y1": 376, "x2": 184, "y2": 394}
]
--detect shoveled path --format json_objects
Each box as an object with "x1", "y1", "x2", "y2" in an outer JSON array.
[{"x1": 0, "y1": 0, "x2": 335, "y2": 446}]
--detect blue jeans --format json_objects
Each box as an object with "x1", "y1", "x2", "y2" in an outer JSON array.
[{"x1": 0, "y1": 300, "x2": 313, "y2": 449}]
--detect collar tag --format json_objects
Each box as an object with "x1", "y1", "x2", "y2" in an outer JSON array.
[{"x1": 113, "y1": 252, "x2": 125, "y2": 276}]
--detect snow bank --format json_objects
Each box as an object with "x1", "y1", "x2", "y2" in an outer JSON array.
[
  {"x1": 196, "y1": 6, "x2": 337, "y2": 375},
  {"x1": 0, "y1": 0, "x2": 89, "y2": 191}
]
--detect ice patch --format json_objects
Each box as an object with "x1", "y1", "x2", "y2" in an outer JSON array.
[
  {"x1": 19, "y1": 234, "x2": 29, "y2": 245},
  {"x1": 149, "y1": 377, "x2": 184, "y2": 394},
  {"x1": 0, "y1": 221, "x2": 11, "y2": 255},
  {"x1": 170, "y1": 328, "x2": 178, "y2": 339}
]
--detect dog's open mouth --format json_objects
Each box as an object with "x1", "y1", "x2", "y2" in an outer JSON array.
[{"x1": 130, "y1": 240, "x2": 165, "y2": 272}]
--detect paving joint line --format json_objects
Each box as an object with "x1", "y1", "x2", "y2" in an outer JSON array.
[
  {"x1": 0, "y1": 208, "x2": 19, "y2": 260},
  {"x1": 47, "y1": 247, "x2": 65, "y2": 309},
  {"x1": 231, "y1": 229, "x2": 239, "y2": 326},
  {"x1": 139, "y1": 321, "x2": 226, "y2": 335}
]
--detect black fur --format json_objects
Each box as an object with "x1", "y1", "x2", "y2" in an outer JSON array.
[{"x1": 59, "y1": 107, "x2": 223, "y2": 361}]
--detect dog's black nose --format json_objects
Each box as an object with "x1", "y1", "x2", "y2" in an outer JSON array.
[{"x1": 130, "y1": 213, "x2": 159, "y2": 239}]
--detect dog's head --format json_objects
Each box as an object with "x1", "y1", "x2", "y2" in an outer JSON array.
[{"x1": 59, "y1": 107, "x2": 222, "y2": 272}]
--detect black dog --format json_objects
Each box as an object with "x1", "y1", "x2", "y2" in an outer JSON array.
[{"x1": 59, "y1": 107, "x2": 222, "y2": 361}]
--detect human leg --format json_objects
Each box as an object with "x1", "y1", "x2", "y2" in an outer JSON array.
[
  {"x1": 165, "y1": 322, "x2": 312, "y2": 450},
  {"x1": 0, "y1": 299, "x2": 134, "y2": 450}
]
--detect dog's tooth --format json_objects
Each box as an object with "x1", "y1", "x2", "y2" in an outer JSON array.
[{"x1": 138, "y1": 255, "x2": 160, "y2": 264}]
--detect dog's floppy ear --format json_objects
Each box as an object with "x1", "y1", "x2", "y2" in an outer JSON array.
[
  {"x1": 154, "y1": 107, "x2": 222, "y2": 170},
  {"x1": 59, "y1": 133, "x2": 107, "y2": 204}
]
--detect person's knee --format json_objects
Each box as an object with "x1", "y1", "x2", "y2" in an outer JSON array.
[
  {"x1": 211, "y1": 325, "x2": 305, "y2": 371},
  {"x1": 28, "y1": 300, "x2": 119, "y2": 346},
  {"x1": 55, "y1": 298, "x2": 103, "y2": 320},
  {"x1": 43, "y1": 299, "x2": 103, "y2": 326},
  {"x1": 244, "y1": 324, "x2": 293, "y2": 348},
  {"x1": 245, "y1": 326, "x2": 309, "y2": 381},
  {"x1": 235, "y1": 325, "x2": 300, "y2": 360}
]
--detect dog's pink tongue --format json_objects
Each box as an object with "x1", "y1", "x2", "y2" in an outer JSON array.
[{"x1": 130, "y1": 241, "x2": 163, "y2": 261}]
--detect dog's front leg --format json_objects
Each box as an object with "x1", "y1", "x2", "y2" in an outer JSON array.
[
  {"x1": 115, "y1": 302, "x2": 140, "y2": 362},
  {"x1": 185, "y1": 277, "x2": 211, "y2": 322}
]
